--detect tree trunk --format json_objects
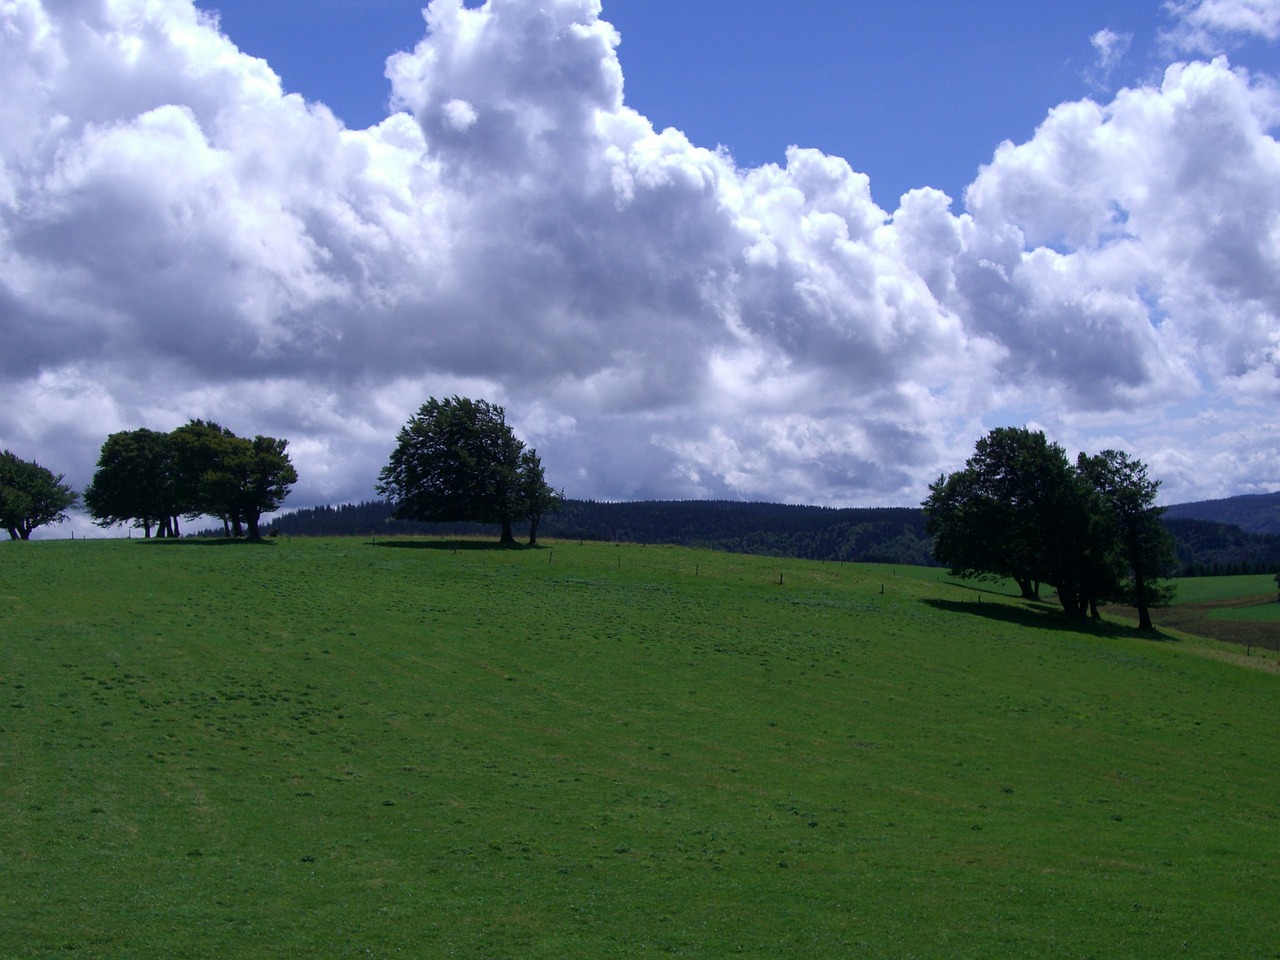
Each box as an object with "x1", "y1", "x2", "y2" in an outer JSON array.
[
  {"x1": 1131, "y1": 550, "x2": 1156, "y2": 632},
  {"x1": 1058, "y1": 588, "x2": 1087, "y2": 620},
  {"x1": 1137, "y1": 609, "x2": 1154, "y2": 631},
  {"x1": 246, "y1": 513, "x2": 262, "y2": 541},
  {"x1": 528, "y1": 515, "x2": 540, "y2": 547},
  {"x1": 499, "y1": 516, "x2": 515, "y2": 544}
]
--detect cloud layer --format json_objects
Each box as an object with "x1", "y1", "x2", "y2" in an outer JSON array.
[{"x1": 2, "y1": 0, "x2": 1278, "y2": 527}]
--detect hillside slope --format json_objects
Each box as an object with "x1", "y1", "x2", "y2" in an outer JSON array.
[
  {"x1": 2, "y1": 539, "x2": 1276, "y2": 958},
  {"x1": 1164, "y1": 490, "x2": 1280, "y2": 535}
]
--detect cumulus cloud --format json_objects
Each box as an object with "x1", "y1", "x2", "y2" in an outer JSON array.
[
  {"x1": 1165, "y1": 0, "x2": 1280, "y2": 51},
  {"x1": 1, "y1": 0, "x2": 1279, "y2": 531}
]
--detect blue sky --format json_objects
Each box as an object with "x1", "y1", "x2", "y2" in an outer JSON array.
[
  {"x1": 3, "y1": 0, "x2": 1280, "y2": 531},
  {"x1": 197, "y1": 0, "x2": 1277, "y2": 204}
]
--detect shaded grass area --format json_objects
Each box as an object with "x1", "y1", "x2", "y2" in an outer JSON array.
[{"x1": 1, "y1": 538, "x2": 1278, "y2": 958}]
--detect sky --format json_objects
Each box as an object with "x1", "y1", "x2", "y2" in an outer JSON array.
[{"x1": 3, "y1": 0, "x2": 1280, "y2": 536}]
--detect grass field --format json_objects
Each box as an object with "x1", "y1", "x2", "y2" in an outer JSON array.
[
  {"x1": 1169, "y1": 574, "x2": 1276, "y2": 607},
  {"x1": 1141, "y1": 573, "x2": 1280, "y2": 647},
  {"x1": 2, "y1": 537, "x2": 1278, "y2": 958}
]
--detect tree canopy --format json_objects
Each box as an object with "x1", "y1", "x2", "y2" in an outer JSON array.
[
  {"x1": 924, "y1": 427, "x2": 1176, "y2": 629},
  {"x1": 0, "y1": 450, "x2": 78, "y2": 540},
  {"x1": 377, "y1": 396, "x2": 560, "y2": 545},
  {"x1": 83, "y1": 428, "x2": 180, "y2": 538},
  {"x1": 85, "y1": 421, "x2": 297, "y2": 539}
]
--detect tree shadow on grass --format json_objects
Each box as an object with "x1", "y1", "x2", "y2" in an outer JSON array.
[
  {"x1": 940, "y1": 580, "x2": 1027, "y2": 600},
  {"x1": 371, "y1": 539, "x2": 537, "y2": 552},
  {"x1": 923, "y1": 598, "x2": 1173, "y2": 642},
  {"x1": 140, "y1": 537, "x2": 276, "y2": 547}
]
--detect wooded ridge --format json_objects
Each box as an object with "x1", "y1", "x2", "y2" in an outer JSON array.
[{"x1": 264, "y1": 495, "x2": 1280, "y2": 575}]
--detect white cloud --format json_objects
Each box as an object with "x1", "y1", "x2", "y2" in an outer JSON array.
[
  {"x1": 1165, "y1": 0, "x2": 1280, "y2": 52},
  {"x1": 1088, "y1": 28, "x2": 1134, "y2": 90},
  {"x1": 1, "y1": 0, "x2": 1279, "y2": 529}
]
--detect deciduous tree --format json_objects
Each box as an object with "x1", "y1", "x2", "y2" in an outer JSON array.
[
  {"x1": 84, "y1": 428, "x2": 180, "y2": 537},
  {"x1": 924, "y1": 427, "x2": 1081, "y2": 605},
  {"x1": 1077, "y1": 450, "x2": 1177, "y2": 631},
  {"x1": 92, "y1": 421, "x2": 297, "y2": 540},
  {"x1": 925, "y1": 428, "x2": 1175, "y2": 629},
  {"x1": 377, "y1": 397, "x2": 558, "y2": 544},
  {"x1": 225, "y1": 435, "x2": 299, "y2": 541},
  {"x1": 518, "y1": 447, "x2": 562, "y2": 546},
  {"x1": 0, "y1": 450, "x2": 78, "y2": 540}
]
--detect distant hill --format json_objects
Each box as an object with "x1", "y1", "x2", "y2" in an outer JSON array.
[
  {"x1": 1164, "y1": 491, "x2": 1280, "y2": 536},
  {"x1": 1164, "y1": 517, "x2": 1280, "y2": 576},
  {"x1": 546, "y1": 499, "x2": 934, "y2": 565},
  {"x1": 267, "y1": 495, "x2": 1280, "y2": 575},
  {"x1": 270, "y1": 499, "x2": 935, "y2": 565}
]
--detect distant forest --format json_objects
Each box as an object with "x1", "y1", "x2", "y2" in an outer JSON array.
[
  {"x1": 1163, "y1": 491, "x2": 1280, "y2": 536},
  {"x1": 267, "y1": 499, "x2": 936, "y2": 566},
  {"x1": 264, "y1": 497, "x2": 1280, "y2": 576}
]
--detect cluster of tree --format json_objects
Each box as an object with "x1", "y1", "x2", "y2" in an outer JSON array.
[
  {"x1": 84, "y1": 421, "x2": 297, "y2": 540},
  {"x1": 1, "y1": 450, "x2": 78, "y2": 540},
  {"x1": 924, "y1": 427, "x2": 1177, "y2": 630},
  {"x1": 376, "y1": 397, "x2": 561, "y2": 545}
]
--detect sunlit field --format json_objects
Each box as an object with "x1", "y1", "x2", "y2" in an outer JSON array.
[{"x1": 2, "y1": 538, "x2": 1277, "y2": 958}]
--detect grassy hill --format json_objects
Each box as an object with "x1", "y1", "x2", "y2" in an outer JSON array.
[{"x1": 2, "y1": 538, "x2": 1278, "y2": 958}]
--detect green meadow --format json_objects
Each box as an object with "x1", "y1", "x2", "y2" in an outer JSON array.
[
  {"x1": 2, "y1": 538, "x2": 1277, "y2": 958},
  {"x1": 1169, "y1": 574, "x2": 1276, "y2": 607}
]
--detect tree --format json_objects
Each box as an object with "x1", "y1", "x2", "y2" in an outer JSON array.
[
  {"x1": 518, "y1": 447, "x2": 562, "y2": 546},
  {"x1": 224, "y1": 435, "x2": 299, "y2": 541},
  {"x1": 925, "y1": 428, "x2": 1177, "y2": 629},
  {"x1": 1078, "y1": 450, "x2": 1176, "y2": 631},
  {"x1": 924, "y1": 427, "x2": 1085, "y2": 608},
  {"x1": 171, "y1": 421, "x2": 297, "y2": 539},
  {"x1": 377, "y1": 397, "x2": 559, "y2": 544},
  {"x1": 93, "y1": 420, "x2": 300, "y2": 540},
  {"x1": 0, "y1": 450, "x2": 78, "y2": 540},
  {"x1": 171, "y1": 420, "x2": 238, "y2": 536},
  {"x1": 84, "y1": 428, "x2": 181, "y2": 538}
]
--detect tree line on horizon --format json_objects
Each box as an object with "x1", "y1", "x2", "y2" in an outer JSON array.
[
  {"x1": 266, "y1": 497, "x2": 938, "y2": 566},
  {"x1": 6, "y1": 398, "x2": 1279, "y2": 593},
  {"x1": 265, "y1": 494, "x2": 1278, "y2": 578}
]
